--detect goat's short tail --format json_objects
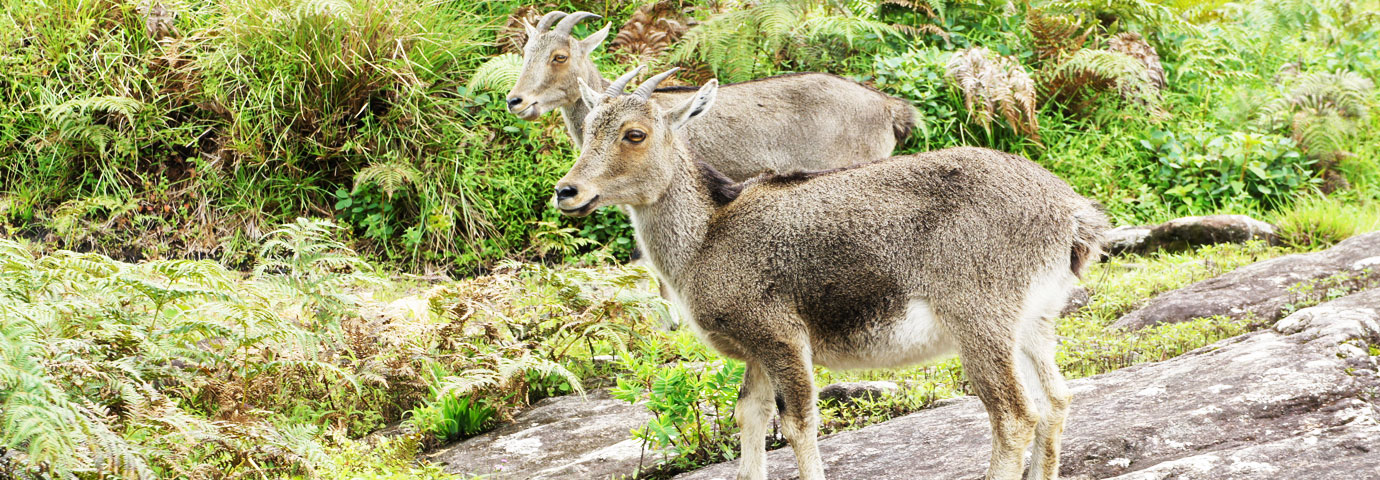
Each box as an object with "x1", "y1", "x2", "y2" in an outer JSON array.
[
  {"x1": 886, "y1": 96, "x2": 920, "y2": 143},
  {"x1": 1070, "y1": 203, "x2": 1109, "y2": 278}
]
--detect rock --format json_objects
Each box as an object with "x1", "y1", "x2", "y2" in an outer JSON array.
[
  {"x1": 1103, "y1": 226, "x2": 1152, "y2": 256},
  {"x1": 363, "y1": 421, "x2": 412, "y2": 443},
  {"x1": 1060, "y1": 285, "x2": 1091, "y2": 317},
  {"x1": 591, "y1": 354, "x2": 617, "y2": 366},
  {"x1": 818, "y1": 381, "x2": 899, "y2": 405},
  {"x1": 1102, "y1": 216, "x2": 1277, "y2": 258},
  {"x1": 1111, "y1": 231, "x2": 1380, "y2": 331},
  {"x1": 428, "y1": 389, "x2": 658, "y2": 479},
  {"x1": 674, "y1": 289, "x2": 1380, "y2": 480},
  {"x1": 1141, "y1": 215, "x2": 1276, "y2": 253}
]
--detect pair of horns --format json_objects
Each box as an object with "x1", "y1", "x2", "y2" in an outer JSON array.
[
  {"x1": 534, "y1": 11, "x2": 600, "y2": 36},
  {"x1": 603, "y1": 66, "x2": 681, "y2": 101}
]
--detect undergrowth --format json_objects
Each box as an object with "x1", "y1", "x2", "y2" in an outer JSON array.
[{"x1": 0, "y1": 218, "x2": 671, "y2": 478}]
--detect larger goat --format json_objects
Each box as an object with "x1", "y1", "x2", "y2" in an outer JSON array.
[
  {"x1": 553, "y1": 68, "x2": 1108, "y2": 480},
  {"x1": 507, "y1": 11, "x2": 916, "y2": 180}
]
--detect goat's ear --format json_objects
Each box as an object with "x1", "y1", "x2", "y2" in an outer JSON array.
[
  {"x1": 523, "y1": 20, "x2": 539, "y2": 47},
  {"x1": 580, "y1": 23, "x2": 611, "y2": 55},
  {"x1": 668, "y1": 79, "x2": 717, "y2": 130},
  {"x1": 578, "y1": 78, "x2": 602, "y2": 110}
]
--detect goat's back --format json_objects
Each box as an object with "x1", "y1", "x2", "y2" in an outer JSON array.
[
  {"x1": 686, "y1": 147, "x2": 1102, "y2": 344},
  {"x1": 651, "y1": 73, "x2": 913, "y2": 181}
]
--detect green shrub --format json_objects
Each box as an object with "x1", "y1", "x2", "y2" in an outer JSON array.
[
  {"x1": 1142, "y1": 129, "x2": 1318, "y2": 211},
  {"x1": 612, "y1": 357, "x2": 745, "y2": 471}
]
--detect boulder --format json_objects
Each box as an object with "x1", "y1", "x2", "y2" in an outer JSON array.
[
  {"x1": 1102, "y1": 226, "x2": 1152, "y2": 256},
  {"x1": 675, "y1": 289, "x2": 1380, "y2": 480},
  {"x1": 818, "y1": 381, "x2": 899, "y2": 405},
  {"x1": 1102, "y1": 215, "x2": 1277, "y2": 257},
  {"x1": 1141, "y1": 215, "x2": 1276, "y2": 253},
  {"x1": 428, "y1": 389, "x2": 658, "y2": 479},
  {"x1": 1112, "y1": 231, "x2": 1380, "y2": 331}
]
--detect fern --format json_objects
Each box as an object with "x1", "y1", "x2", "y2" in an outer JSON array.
[
  {"x1": 1040, "y1": 0, "x2": 1189, "y2": 35},
  {"x1": 44, "y1": 95, "x2": 143, "y2": 123},
  {"x1": 468, "y1": 53, "x2": 523, "y2": 93},
  {"x1": 1047, "y1": 48, "x2": 1162, "y2": 111},
  {"x1": 945, "y1": 48, "x2": 1040, "y2": 139},
  {"x1": 672, "y1": 0, "x2": 899, "y2": 82},
  {"x1": 354, "y1": 159, "x2": 423, "y2": 199},
  {"x1": 1259, "y1": 71, "x2": 1374, "y2": 159}
]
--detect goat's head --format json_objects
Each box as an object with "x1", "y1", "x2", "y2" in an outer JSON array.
[
  {"x1": 554, "y1": 67, "x2": 718, "y2": 216},
  {"x1": 506, "y1": 11, "x2": 609, "y2": 121}
]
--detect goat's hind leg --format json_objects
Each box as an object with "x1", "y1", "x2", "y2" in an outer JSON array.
[
  {"x1": 735, "y1": 361, "x2": 775, "y2": 480},
  {"x1": 947, "y1": 306, "x2": 1038, "y2": 480},
  {"x1": 1019, "y1": 314, "x2": 1070, "y2": 480},
  {"x1": 760, "y1": 340, "x2": 826, "y2": 480}
]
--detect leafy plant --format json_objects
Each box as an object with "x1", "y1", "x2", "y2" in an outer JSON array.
[
  {"x1": 409, "y1": 366, "x2": 498, "y2": 442},
  {"x1": 1142, "y1": 129, "x2": 1318, "y2": 211},
  {"x1": 612, "y1": 357, "x2": 746, "y2": 469},
  {"x1": 870, "y1": 48, "x2": 962, "y2": 149}
]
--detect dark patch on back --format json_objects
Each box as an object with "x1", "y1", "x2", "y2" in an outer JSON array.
[
  {"x1": 698, "y1": 161, "x2": 743, "y2": 206},
  {"x1": 758, "y1": 167, "x2": 846, "y2": 186},
  {"x1": 653, "y1": 85, "x2": 701, "y2": 93},
  {"x1": 653, "y1": 71, "x2": 905, "y2": 103}
]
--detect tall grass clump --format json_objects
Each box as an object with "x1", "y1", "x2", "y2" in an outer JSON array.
[{"x1": 1273, "y1": 194, "x2": 1380, "y2": 248}]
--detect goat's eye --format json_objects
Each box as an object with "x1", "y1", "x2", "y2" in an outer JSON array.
[
  {"x1": 552, "y1": 54, "x2": 568, "y2": 63},
  {"x1": 623, "y1": 130, "x2": 646, "y2": 144}
]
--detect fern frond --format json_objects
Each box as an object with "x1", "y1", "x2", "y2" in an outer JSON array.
[
  {"x1": 354, "y1": 159, "x2": 422, "y2": 199},
  {"x1": 468, "y1": 53, "x2": 523, "y2": 93},
  {"x1": 945, "y1": 48, "x2": 1040, "y2": 139}
]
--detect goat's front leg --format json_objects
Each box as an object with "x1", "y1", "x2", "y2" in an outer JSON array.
[
  {"x1": 761, "y1": 342, "x2": 825, "y2": 480},
  {"x1": 735, "y1": 361, "x2": 775, "y2": 480}
]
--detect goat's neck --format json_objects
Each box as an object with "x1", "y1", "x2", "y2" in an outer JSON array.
[
  {"x1": 628, "y1": 149, "x2": 716, "y2": 293},
  {"x1": 559, "y1": 69, "x2": 610, "y2": 150}
]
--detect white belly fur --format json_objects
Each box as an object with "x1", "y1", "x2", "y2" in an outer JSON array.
[{"x1": 813, "y1": 299, "x2": 956, "y2": 370}]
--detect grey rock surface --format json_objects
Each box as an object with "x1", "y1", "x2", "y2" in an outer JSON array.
[
  {"x1": 1112, "y1": 231, "x2": 1380, "y2": 331},
  {"x1": 1103, "y1": 226, "x2": 1152, "y2": 256},
  {"x1": 818, "y1": 381, "x2": 899, "y2": 405},
  {"x1": 1142, "y1": 215, "x2": 1276, "y2": 253},
  {"x1": 675, "y1": 289, "x2": 1380, "y2": 480},
  {"x1": 1103, "y1": 215, "x2": 1276, "y2": 257},
  {"x1": 428, "y1": 389, "x2": 658, "y2": 479}
]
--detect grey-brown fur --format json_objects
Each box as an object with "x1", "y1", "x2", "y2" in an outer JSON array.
[
  {"x1": 507, "y1": 10, "x2": 917, "y2": 180},
  {"x1": 555, "y1": 70, "x2": 1108, "y2": 480}
]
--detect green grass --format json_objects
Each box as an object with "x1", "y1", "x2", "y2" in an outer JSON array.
[{"x1": 1273, "y1": 194, "x2": 1380, "y2": 248}]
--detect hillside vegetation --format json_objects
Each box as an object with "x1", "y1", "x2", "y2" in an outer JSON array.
[
  {"x1": 2, "y1": 0, "x2": 1376, "y2": 271},
  {"x1": 1, "y1": 0, "x2": 1378, "y2": 478}
]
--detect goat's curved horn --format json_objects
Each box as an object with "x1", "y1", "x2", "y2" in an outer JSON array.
[
  {"x1": 535, "y1": 11, "x2": 568, "y2": 31},
  {"x1": 553, "y1": 11, "x2": 601, "y2": 35},
  {"x1": 633, "y1": 67, "x2": 680, "y2": 100},
  {"x1": 605, "y1": 65, "x2": 646, "y2": 98}
]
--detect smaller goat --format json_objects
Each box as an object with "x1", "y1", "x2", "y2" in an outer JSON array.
[
  {"x1": 507, "y1": 10, "x2": 915, "y2": 180},
  {"x1": 554, "y1": 68, "x2": 1108, "y2": 480}
]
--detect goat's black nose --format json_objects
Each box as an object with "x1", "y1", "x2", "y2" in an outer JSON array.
[
  {"x1": 507, "y1": 96, "x2": 523, "y2": 109},
  {"x1": 556, "y1": 186, "x2": 578, "y2": 201}
]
